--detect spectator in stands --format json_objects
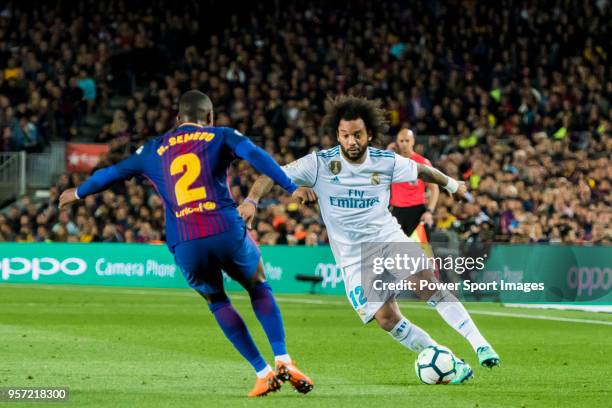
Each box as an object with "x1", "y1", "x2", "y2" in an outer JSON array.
[{"x1": 77, "y1": 69, "x2": 97, "y2": 114}]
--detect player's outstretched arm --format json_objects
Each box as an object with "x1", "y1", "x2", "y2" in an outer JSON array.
[
  {"x1": 237, "y1": 175, "x2": 274, "y2": 228},
  {"x1": 238, "y1": 175, "x2": 316, "y2": 228},
  {"x1": 59, "y1": 151, "x2": 144, "y2": 209},
  {"x1": 228, "y1": 133, "x2": 298, "y2": 194},
  {"x1": 244, "y1": 175, "x2": 316, "y2": 205},
  {"x1": 247, "y1": 175, "x2": 274, "y2": 203},
  {"x1": 416, "y1": 163, "x2": 468, "y2": 200}
]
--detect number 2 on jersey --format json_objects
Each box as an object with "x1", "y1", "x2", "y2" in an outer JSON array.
[{"x1": 170, "y1": 153, "x2": 206, "y2": 206}]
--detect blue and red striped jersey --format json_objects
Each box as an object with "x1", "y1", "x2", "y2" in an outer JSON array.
[{"x1": 76, "y1": 123, "x2": 297, "y2": 249}]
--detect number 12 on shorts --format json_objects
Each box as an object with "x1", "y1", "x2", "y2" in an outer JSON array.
[{"x1": 349, "y1": 285, "x2": 366, "y2": 309}]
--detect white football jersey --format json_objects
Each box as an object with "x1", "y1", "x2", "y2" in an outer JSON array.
[{"x1": 282, "y1": 145, "x2": 419, "y2": 267}]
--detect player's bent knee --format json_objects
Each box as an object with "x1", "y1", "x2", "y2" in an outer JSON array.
[
  {"x1": 245, "y1": 281, "x2": 274, "y2": 304},
  {"x1": 409, "y1": 269, "x2": 439, "y2": 300},
  {"x1": 206, "y1": 292, "x2": 231, "y2": 312},
  {"x1": 239, "y1": 274, "x2": 265, "y2": 291},
  {"x1": 249, "y1": 271, "x2": 266, "y2": 284},
  {"x1": 244, "y1": 262, "x2": 267, "y2": 288}
]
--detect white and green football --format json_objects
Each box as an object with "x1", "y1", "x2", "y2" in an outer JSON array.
[{"x1": 414, "y1": 345, "x2": 457, "y2": 384}]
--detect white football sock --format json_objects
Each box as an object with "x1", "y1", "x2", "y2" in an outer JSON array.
[
  {"x1": 256, "y1": 365, "x2": 272, "y2": 378},
  {"x1": 427, "y1": 290, "x2": 490, "y2": 352},
  {"x1": 388, "y1": 317, "x2": 437, "y2": 353},
  {"x1": 274, "y1": 354, "x2": 292, "y2": 364}
]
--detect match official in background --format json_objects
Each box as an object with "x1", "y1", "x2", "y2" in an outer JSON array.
[{"x1": 388, "y1": 129, "x2": 439, "y2": 237}]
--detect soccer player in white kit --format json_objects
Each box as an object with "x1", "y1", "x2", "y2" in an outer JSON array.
[{"x1": 239, "y1": 96, "x2": 500, "y2": 381}]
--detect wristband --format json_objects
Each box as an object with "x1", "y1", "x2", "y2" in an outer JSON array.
[
  {"x1": 443, "y1": 178, "x2": 459, "y2": 194},
  {"x1": 74, "y1": 189, "x2": 81, "y2": 199},
  {"x1": 244, "y1": 198, "x2": 258, "y2": 208}
]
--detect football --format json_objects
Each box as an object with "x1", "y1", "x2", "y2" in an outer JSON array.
[{"x1": 414, "y1": 346, "x2": 457, "y2": 384}]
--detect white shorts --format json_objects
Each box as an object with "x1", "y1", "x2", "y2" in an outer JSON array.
[
  {"x1": 342, "y1": 262, "x2": 388, "y2": 323},
  {"x1": 340, "y1": 231, "x2": 428, "y2": 324}
]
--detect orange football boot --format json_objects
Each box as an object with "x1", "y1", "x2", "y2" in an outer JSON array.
[
  {"x1": 275, "y1": 361, "x2": 314, "y2": 394},
  {"x1": 247, "y1": 371, "x2": 282, "y2": 397}
]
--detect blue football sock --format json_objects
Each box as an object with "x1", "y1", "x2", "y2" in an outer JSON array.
[
  {"x1": 208, "y1": 298, "x2": 267, "y2": 372},
  {"x1": 248, "y1": 281, "x2": 287, "y2": 356}
]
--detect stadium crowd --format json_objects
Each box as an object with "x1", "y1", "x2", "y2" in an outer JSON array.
[
  {"x1": 0, "y1": 2, "x2": 104, "y2": 152},
  {"x1": 0, "y1": 0, "x2": 610, "y2": 245}
]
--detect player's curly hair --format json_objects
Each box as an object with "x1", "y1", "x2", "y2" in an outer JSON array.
[{"x1": 322, "y1": 95, "x2": 389, "y2": 144}]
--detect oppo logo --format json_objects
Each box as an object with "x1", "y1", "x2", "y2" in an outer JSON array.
[
  {"x1": 0, "y1": 257, "x2": 87, "y2": 281},
  {"x1": 567, "y1": 266, "x2": 612, "y2": 297},
  {"x1": 315, "y1": 263, "x2": 343, "y2": 288}
]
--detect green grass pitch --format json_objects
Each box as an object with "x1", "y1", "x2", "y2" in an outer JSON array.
[{"x1": 1, "y1": 284, "x2": 611, "y2": 407}]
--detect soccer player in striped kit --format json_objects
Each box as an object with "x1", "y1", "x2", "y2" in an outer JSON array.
[{"x1": 59, "y1": 90, "x2": 314, "y2": 397}]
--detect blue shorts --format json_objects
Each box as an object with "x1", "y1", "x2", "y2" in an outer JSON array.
[{"x1": 173, "y1": 224, "x2": 261, "y2": 296}]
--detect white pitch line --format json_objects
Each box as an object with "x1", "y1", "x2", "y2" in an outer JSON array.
[
  {"x1": 453, "y1": 309, "x2": 612, "y2": 326},
  {"x1": 2, "y1": 283, "x2": 612, "y2": 326},
  {"x1": 234, "y1": 294, "x2": 346, "y2": 305}
]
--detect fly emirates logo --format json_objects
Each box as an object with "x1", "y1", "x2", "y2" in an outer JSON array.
[{"x1": 329, "y1": 189, "x2": 380, "y2": 209}]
